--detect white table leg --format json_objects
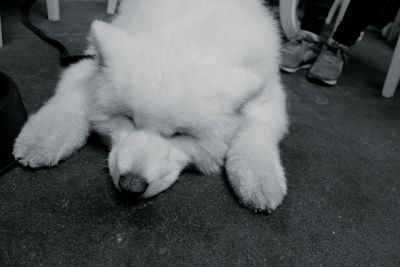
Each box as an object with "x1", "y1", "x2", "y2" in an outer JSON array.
[
  {"x1": 107, "y1": 0, "x2": 119, "y2": 15},
  {"x1": 279, "y1": 0, "x2": 299, "y2": 39},
  {"x1": 46, "y1": 0, "x2": 60, "y2": 21},
  {"x1": 382, "y1": 36, "x2": 400, "y2": 98}
]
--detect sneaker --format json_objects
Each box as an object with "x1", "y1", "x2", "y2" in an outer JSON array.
[
  {"x1": 307, "y1": 39, "x2": 350, "y2": 86},
  {"x1": 280, "y1": 30, "x2": 320, "y2": 73}
]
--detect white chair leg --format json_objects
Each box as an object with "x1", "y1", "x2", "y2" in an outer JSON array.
[
  {"x1": 382, "y1": 36, "x2": 400, "y2": 98},
  {"x1": 326, "y1": 0, "x2": 342, "y2": 24},
  {"x1": 46, "y1": 0, "x2": 60, "y2": 21},
  {"x1": 388, "y1": 8, "x2": 400, "y2": 42},
  {"x1": 279, "y1": 0, "x2": 300, "y2": 39},
  {"x1": 107, "y1": 0, "x2": 119, "y2": 15},
  {"x1": 332, "y1": 0, "x2": 350, "y2": 33},
  {"x1": 0, "y1": 15, "x2": 3, "y2": 48}
]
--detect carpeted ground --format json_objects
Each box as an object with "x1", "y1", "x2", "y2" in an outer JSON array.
[{"x1": 1, "y1": 1, "x2": 399, "y2": 266}]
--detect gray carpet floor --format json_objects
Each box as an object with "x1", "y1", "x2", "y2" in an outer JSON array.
[{"x1": 1, "y1": 1, "x2": 400, "y2": 266}]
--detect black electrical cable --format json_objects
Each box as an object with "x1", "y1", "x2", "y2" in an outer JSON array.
[{"x1": 21, "y1": 0, "x2": 94, "y2": 67}]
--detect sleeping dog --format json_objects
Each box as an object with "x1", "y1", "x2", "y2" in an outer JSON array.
[{"x1": 14, "y1": 0, "x2": 289, "y2": 212}]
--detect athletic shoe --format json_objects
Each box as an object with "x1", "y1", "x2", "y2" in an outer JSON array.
[
  {"x1": 307, "y1": 39, "x2": 350, "y2": 86},
  {"x1": 280, "y1": 30, "x2": 320, "y2": 73}
]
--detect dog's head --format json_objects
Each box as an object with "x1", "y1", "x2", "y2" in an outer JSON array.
[{"x1": 88, "y1": 21, "x2": 264, "y2": 198}]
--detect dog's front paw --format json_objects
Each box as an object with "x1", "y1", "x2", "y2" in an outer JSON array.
[
  {"x1": 226, "y1": 149, "x2": 287, "y2": 213},
  {"x1": 13, "y1": 107, "x2": 88, "y2": 168}
]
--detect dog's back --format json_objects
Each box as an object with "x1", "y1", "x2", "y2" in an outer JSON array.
[{"x1": 113, "y1": 0, "x2": 280, "y2": 75}]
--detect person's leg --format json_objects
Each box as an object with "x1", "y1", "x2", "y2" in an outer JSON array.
[
  {"x1": 301, "y1": 0, "x2": 335, "y2": 35},
  {"x1": 280, "y1": 0, "x2": 334, "y2": 73},
  {"x1": 308, "y1": 0, "x2": 387, "y2": 85},
  {"x1": 332, "y1": 0, "x2": 387, "y2": 46}
]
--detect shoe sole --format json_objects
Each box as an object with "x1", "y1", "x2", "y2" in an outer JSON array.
[
  {"x1": 307, "y1": 73, "x2": 337, "y2": 86},
  {"x1": 280, "y1": 64, "x2": 312, "y2": 74}
]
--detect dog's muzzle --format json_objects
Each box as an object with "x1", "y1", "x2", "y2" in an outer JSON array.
[{"x1": 118, "y1": 173, "x2": 148, "y2": 197}]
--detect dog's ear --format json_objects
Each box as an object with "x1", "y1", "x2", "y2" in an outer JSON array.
[{"x1": 89, "y1": 20, "x2": 129, "y2": 66}]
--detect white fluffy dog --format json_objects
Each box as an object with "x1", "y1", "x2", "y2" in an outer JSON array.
[{"x1": 14, "y1": 0, "x2": 288, "y2": 212}]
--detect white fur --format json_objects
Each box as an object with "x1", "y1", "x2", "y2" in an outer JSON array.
[{"x1": 14, "y1": 0, "x2": 288, "y2": 212}]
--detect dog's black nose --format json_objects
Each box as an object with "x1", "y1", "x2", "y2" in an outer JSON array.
[{"x1": 118, "y1": 173, "x2": 148, "y2": 197}]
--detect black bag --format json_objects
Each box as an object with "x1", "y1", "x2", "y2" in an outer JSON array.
[{"x1": 0, "y1": 70, "x2": 27, "y2": 175}]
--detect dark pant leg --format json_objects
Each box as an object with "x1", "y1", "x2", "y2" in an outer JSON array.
[
  {"x1": 301, "y1": 0, "x2": 335, "y2": 35},
  {"x1": 332, "y1": 0, "x2": 387, "y2": 46}
]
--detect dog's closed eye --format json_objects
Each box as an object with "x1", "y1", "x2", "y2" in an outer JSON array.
[
  {"x1": 170, "y1": 129, "x2": 193, "y2": 138},
  {"x1": 121, "y1": 114, "x2": 136, "y2": 126}
]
